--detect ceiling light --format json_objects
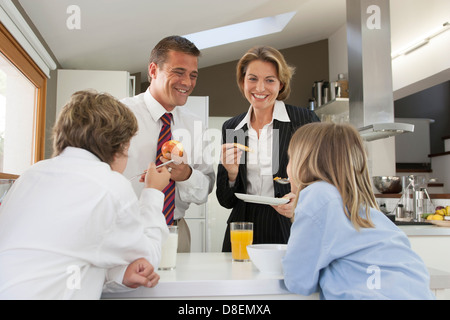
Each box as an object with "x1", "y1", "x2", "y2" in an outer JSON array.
[
  {"x1": 183, "y1": 11, "x2": 296, "y2": 50},
  {"x1": 392, "y1": 22, "x2": 449, "y2": 59}
]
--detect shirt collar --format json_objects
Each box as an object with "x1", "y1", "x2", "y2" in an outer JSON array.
[
  {"x1": 235, "y1": 100, "x2": 290, "y2": 131},
  {"x1": 59, "y1": 147, "x2": 102, "y2": 162},
  {"x1": 144, "y1": 89, "x2": 176, "y2": 124}
]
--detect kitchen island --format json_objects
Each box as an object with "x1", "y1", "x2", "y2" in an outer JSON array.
[
  {"x1": 102, "y1": 253, "x2": 317, "y2": 300},
  {"x1": 102, "y1": 252, "x2": 450, "y2": 300},
  {"x1": 398, "y1": 224, "x2": 450, "y2": 299}
]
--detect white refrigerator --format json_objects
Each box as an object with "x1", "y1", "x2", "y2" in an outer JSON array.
[{"x1": 180, "y1": 96, "x2": 209, "y2": 252}]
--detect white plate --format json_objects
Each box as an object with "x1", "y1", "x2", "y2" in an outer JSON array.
[{"x1": 234, "y1": 193, "x2": 289, "y2": 206}]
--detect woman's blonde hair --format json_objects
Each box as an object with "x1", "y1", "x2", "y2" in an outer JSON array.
[
  {"x1": 236, "y1": 46, "x2": 295, "y2": 101},
  {"x1": 52, "y1": 90, "x2": 138, "y2": 165},
  {"x1": 288, "y1": 122, "x2": 378, "y2": 230}
]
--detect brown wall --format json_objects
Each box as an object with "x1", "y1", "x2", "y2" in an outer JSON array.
[{"x1": 193, "y1": 39, "x2": 329, "y2": 117}]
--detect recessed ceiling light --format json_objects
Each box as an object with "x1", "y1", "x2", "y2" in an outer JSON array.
[{"x1": 183, "y1": 11, "x2": 297, "y2": 50}]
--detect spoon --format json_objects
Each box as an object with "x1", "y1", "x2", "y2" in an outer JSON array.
[
  {"x1": 274, "y1": 177, "x2": 290, "y2": 185},
  {"x1": 129, "y1": 160, "x2": 175, "y2": 181}
]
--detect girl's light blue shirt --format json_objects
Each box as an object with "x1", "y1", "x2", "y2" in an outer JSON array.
[{"x1": 283, "y1": 181, "x2": 435, "y2": 300}]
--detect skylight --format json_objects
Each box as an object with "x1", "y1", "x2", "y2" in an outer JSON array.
[{"x1": 183, "y1": 11, "x2": 297, "y2": 50}]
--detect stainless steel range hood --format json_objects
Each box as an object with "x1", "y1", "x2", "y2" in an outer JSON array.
[
  {"x1": 346, "y1": 0, "x2": 414, "y2": 141},
  {"x1": 358, "y1": 122, "x2": 414, "y2": 141}
]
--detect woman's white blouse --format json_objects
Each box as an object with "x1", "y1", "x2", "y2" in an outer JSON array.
[
  {"x1": 234, "y1": 100, "x2": 290, "y2": 197},
  {"x1": 0, "y1": 147, "x2": 168, "y2": 300}
]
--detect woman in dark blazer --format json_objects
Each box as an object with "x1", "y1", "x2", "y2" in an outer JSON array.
[{"x1": 217, "y1": 46, "x2": 320, "y2": 252}]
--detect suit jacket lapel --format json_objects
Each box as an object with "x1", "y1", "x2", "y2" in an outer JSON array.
[
  {"x1": 233, "y1": 124, "x2": 248, "y2": 193},
  {"x1": 239, "y1": 128, "x2": 249, "y2": 193},
  {"x1": 223, "y1": 120, "x2": 249, "y2": 193},
  {"x1": 272, "y1": 119, "x2": 293, "y2": 197}
]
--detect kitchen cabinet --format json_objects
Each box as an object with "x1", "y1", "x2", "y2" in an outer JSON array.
[
  {"x1": 429, "y1": 150, "x2": 450, "y2": 194},
  {"x1": 56, "y1": 69, "x2": 136, "y2": 116},
  {"x1": 206, "y1": 117, "x2": 232, "y2": 252},
  {"x1": 401, "y1": 226, "x2": 450, "y2": 299},
  {"x1": 395, "y1": 118, "x2": 435, "y2": 164},
  {"x1": 376, "y1": 194, "x2": 450, "y2": 298},
  {"x1": 184, "y1": 203, "x2": 206, "y2": 252}
]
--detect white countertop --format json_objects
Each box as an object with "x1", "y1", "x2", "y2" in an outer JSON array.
[
  {"x1": 101, "y1": 252, "x2": 450, "y2": 300},
  {"x1": 102, "y1": 253, "x2": 317, "y2": 300},
  {"x1": 399, "y1": 224, "x2": 450, "y2": 236}
]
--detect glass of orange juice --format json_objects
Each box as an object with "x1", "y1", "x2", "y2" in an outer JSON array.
[{"x1": 230, "y1": 222, "x2": 253, "y2": 262}]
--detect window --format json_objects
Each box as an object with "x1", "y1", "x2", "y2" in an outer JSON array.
[
  {"x1": 183, "y1": 11, "x2": 296, "y2": 50},
  {"x1": 0, "y1": 22, "x2": 47, "y2": 175}
]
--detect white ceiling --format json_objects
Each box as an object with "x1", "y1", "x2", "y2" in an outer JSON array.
[
  {"x1": 16, "y1": 0, "x2": 346, "y2": 78},
  {"x1": 17, "y1": 0, "x2": 450, "y2": 82}
]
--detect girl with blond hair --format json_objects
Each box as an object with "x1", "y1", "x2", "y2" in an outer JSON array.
[{"x1": 283, "y1": 122, "x2": 434, "y2": 300}]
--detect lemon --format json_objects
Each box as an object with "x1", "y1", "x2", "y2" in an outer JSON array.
[
  {"x1": 436, "y1": 209, "x2": 445, "y2": 216},
  {"x1": 427, "y1": 215, "x2": 434, "y2": 220},
  {"x1": 432, "y1": 215, "x2": 444, "y2": 221}
]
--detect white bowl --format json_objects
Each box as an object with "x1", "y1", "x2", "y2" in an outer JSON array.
[{"x1": 246, "y1": 244, "x2": 287, "y2": 274}]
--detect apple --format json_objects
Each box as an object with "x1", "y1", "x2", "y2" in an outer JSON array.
[{"x1": 161, "y1": 140, "x2": 183, "y2": 159}]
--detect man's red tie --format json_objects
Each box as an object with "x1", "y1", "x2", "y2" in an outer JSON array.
[{"x1": 156, "y1": 113, "x2": 175, "y2": 225}]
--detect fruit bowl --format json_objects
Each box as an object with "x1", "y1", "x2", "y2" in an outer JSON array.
[
  {"x1": 246, "y1": 244, "x2": 287, "y2": 274},
  {"x1": 372, "y1": 176, "x2": 402, "y2": 194}
]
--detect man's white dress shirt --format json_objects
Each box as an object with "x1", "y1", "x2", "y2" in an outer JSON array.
[
  {"x1": 0, "y1": 147, "x2": 168, "y2": 299},
  {"x1": 121, "y1": 89, "x2": 215, "y2": 221}
]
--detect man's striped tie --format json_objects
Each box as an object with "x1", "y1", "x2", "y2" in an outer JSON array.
[{"x1": 156, "y1": 113, "x2": 175, "y2": 225}]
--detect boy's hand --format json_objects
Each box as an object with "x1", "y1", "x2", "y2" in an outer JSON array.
[
  {"x1": 140, "y1": 163, "x2": 170, "y2": 191},
  {"x1": 123, "y1": 258, "x2": 160, "y2": 289}
]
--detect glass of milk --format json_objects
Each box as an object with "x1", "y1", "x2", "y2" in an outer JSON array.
[{"x1": 158, "y1": 226, "x2": 178, "y2": 270}]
